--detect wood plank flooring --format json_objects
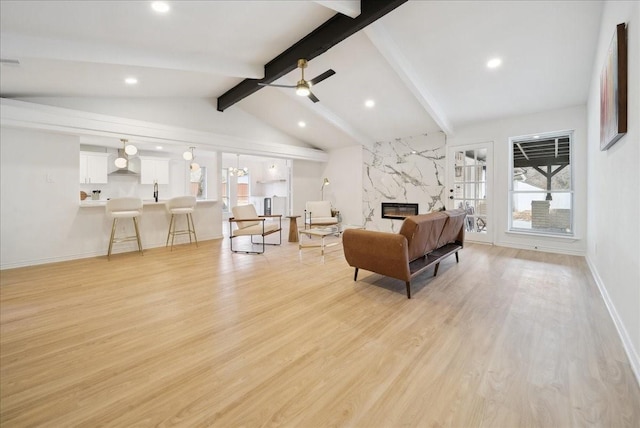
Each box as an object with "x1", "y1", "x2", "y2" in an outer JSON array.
[{"x1": 1, "y1": 233, "x2": 639, "y2": 427}]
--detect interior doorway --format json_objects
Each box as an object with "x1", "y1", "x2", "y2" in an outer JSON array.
[{"x1": 221, "y1": 153, "x2": 291, "y2": 221}]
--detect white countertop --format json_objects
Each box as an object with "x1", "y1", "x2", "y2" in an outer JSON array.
[{"x1": 80, "y1": 198, "x2": 217, "y2": 207}]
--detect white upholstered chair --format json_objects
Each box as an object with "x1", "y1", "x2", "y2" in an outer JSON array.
[
  {"x1": 229, "y1": 204, "x2": 282, "y2": 254},
  {"x1": 304, "y1": 200, "x2": 338, "y2": 229},
  {"x1": 166, "y1": 196, "x2": 198, "y2": 250},
  {"x1": 105, "y1": 197, "x2": 143, "y2": 260}
]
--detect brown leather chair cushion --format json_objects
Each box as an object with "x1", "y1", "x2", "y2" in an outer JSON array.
[
  {"x1": 399, "y1": 212, "x2": 449, "y2": 262},
  {"x1": 437, "y1": 209, "x2": 467, "y2": 248}
]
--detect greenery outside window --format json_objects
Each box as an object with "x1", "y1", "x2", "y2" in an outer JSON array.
[{"x1": 509, "y1": 131, "x2": 573, "y2": 236}]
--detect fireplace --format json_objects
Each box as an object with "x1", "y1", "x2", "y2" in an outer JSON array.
[{"x1": 381, "y1": 202, "x2": 419, "y2": 219}]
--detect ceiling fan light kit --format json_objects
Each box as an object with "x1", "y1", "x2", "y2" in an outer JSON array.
[
  {"x1": 295, "y1": 81, "x2": 311, "y2": 97},
  {"x1": 259, "y1": 58, "x2": 334, "y2": 103}
]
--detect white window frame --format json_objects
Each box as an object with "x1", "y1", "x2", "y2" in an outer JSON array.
[{"x1": 508, "y1": 130, "x2": 574, "y2": 237}]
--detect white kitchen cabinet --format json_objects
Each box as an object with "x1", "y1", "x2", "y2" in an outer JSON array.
[
  {"x1": 79, "y1": 152, "x2": 109, "y2": 184},
  {"x1": 140, "y1": 157, "x2": 169, "y2": 184}
]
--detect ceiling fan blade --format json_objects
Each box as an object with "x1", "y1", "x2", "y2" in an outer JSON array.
[
  {"x1": 308, "y1": 92, "x2": 320, "y2": 103},
  {"x1": 258, "y1": 83, "x2": 297, "y2": 88},
  {"x1": 308, "y1": 69, "x2": 335, "y2": 86}
]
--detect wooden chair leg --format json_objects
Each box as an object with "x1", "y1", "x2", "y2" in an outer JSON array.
[
  {"x1": 434, "y1": 262, "x2": 440, "y2": 277},
  {"x1": 455, "y1": 251, "x2": 459, "y2": 263},
  {"x1": 406, "y1": 281, "x2": 412, "y2": 299},
  {"x1": 353, "y1": 268, "x2": 359, "y2": 281}
]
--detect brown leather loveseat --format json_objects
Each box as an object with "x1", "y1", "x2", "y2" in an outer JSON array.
[{"x1": 342, "y1": 209, "x2": 466, "y2": 298}]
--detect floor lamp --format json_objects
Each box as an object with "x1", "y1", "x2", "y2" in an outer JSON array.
[{"x1": 321, "y1": 178, "x2": 330, "y2": 200}]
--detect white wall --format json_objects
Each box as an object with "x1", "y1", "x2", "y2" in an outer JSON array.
[
  {"x1": 0, "y1": 127, "x2": 222, "y2": 269},
  {"x1": 322, "y1": 145, "x2": 364, "y2": 226},
  {"x1": 291, "y1": 160, "x2": 325, "y2": 217},
  {"x1": 289, "y1": 145, "x2": 364, "y2": 226},
  {"x1": 448, "y1": 105, "x2": 588, "y2": 255},
  {"x1": 586, "y1": 1, "x2": 640, "y2": 379}
]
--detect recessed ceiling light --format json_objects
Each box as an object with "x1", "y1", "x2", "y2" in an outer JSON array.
[
  {"x1": 365, "y1": 99, "x2": 375, "y2": 108},
  {"x1": 124, "y1": 77, "x2": 138, "y2": 85},
  {"x1": 533, "y1": 135, "x2": 540, "y2": 139},
  {"x1": 156, "y1": 146, "x2": 163, "y2": 150},
  {"x1": 151, "y1": 1, "x2": 170, "y2": 13},
  {"x1": 298, "y1": 121, "x2": 306, "y2": 128},
  {"x1": 487, "y1": 58, "x2": 502, "y2": 69}
]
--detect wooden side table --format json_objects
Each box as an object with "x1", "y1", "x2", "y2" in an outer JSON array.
[{"x1": 286, "y1": 215, "x2": 300, "y2": 242}]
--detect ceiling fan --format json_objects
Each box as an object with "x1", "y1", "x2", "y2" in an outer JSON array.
[{"x1": 258, "y1": 59, "x2": 335, "y2": 103}]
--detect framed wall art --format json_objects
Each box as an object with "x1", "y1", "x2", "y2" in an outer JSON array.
[{"x1": 600, "y1": 23, "x2": 628, "y2": 151}]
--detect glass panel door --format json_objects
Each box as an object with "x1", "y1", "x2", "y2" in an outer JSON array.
[{"x1": 447, "y1": 142, "x2": 493, "y2": 243}]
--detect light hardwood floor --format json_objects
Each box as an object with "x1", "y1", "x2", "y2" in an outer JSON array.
[{"x1": 1, "y1": 232, "x2": 639, "y2": 427}]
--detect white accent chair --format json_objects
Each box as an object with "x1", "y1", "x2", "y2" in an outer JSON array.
[
  {"x1": 229, "y1": 204, "x2": 282, "y2": 254},
  {"x1": 106, "y1": 197, "x2": 143, "y2": 260},
  {"x1": 166, "y1": 196, "x2": 198, "y2": 250},
  {"x1": 304, "y1": 200, "x2": 338, "y2": 229}
]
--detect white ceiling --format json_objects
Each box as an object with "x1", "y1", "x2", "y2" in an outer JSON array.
[{"x1": 0, "y1": 0, "x2": 603, "y2": 153}]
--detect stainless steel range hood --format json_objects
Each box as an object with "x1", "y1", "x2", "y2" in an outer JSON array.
[{"x1": 109, "y1": 149, "x2": 140, "y2": 176}]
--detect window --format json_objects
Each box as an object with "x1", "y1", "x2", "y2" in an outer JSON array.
[
  {"x1": 190, "y1": 166, "x2": 207, "y2": 199},
  {"x1": 222, "y1": 168, "x2": 250, "y2": 209},
  {"x1": 221, "y1": 168, "x2": 229, "y2": 212},
  {"x1": 237, "y1": 175, "x2": 250, "y2": 206},
  {"x1": 509, "y1": 131, "x2": 573, "y2": 235}
]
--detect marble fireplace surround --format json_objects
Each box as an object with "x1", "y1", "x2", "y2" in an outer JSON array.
[{"x1": 363, "y1": 133, "x2": 446, "y2": 232}]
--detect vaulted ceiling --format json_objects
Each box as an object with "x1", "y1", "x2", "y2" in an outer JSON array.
[{"x1": 0, "y1": 1, "x2": 603, "y2": 154}]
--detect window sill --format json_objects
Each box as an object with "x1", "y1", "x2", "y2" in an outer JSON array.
[{"x1": 506, "y1": 229, "x2": 580, "y2": 241}]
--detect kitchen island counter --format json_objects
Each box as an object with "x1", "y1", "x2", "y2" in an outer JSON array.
[
  {"x1": 72, "y1": 198, "x2": 221, "y2": 257},
  {"x1": 80, "y1": 198, "x2": 217, "y2": 208}
]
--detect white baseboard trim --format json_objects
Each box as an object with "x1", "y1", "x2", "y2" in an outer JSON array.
[
  {"x1": 0, "y1": 234, "x2": 224, "y2": 270},
  {"x1": 494, "y1": 239, "x2": 585, "y2": 256},
  {"x1": 586, "y1": 255, "x2": 640, "y2": 387}
]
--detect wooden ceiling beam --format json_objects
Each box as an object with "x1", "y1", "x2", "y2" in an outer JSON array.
[{"x1": 217, "y1": 0, "x2": 408, "y2": 112}]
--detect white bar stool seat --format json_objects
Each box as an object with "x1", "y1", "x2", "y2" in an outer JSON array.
[
  {"x1": 166, "y1": 196, "x2": 198, "y2": 250},
  {"x1": 106, "y1": 197, "x2": 143, "y2": 260}
]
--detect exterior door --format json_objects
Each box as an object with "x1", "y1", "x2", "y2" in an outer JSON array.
[{"x1": 447, "y1": 142, "x2": 493, "y2": 244}]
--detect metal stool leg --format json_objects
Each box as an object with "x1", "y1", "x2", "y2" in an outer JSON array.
[
  {"x1": 185, "y1": 214, "x2": 192, "y2": 245},
  {"x1": 108, "y1": 218, "x2": 118, "y2": 260},
  {"x1": 133, "y1": 216, "x2": 143, "y2": 254},
  {"x1": 189, "y1": 213, "x2": 198, "y2": 247},
  {"x1": 166, "y1": 214, "x2": 175, "y2": 247}
]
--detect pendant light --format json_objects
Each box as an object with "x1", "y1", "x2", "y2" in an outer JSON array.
[
  {"x1": 114, "y1": 139, "x2": 137, "y2": 168},
  {"x1": 124, "y1": 141, "x2": 137, "y2": 156},
  {"x1": 185, "y1": 147, "x2": 200, "y2": 171},
  {"x1": 229, "y1": 154, "x2": 248, "y2": 177}
]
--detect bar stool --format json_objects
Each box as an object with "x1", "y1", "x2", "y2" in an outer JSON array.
[
  {"x1": 166, "y1": 196, "x2": 198, "y2": 250},
  {"x1": 106, "y1": 197, "x2": 143, "y2": 260}
]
